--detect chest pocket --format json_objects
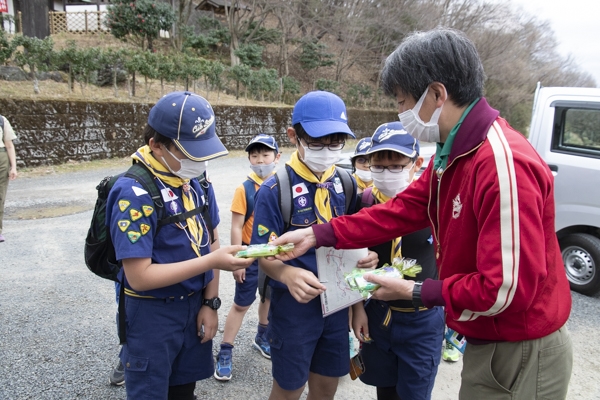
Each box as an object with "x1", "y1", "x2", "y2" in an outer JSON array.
[
  {"x1": 291, "y1": 209, "x2": 317, "y2": 227},
  {"x1": 333, "y1": 205, "x2": 345, "y2": 217}
]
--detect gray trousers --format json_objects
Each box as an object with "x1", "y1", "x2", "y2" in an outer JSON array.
[
  {"x1": 0, "y1": 150, "x2": 9, "y2": 234},
  {"x1": 460, "y1": 325, "x2": 572, "y2": 400}
]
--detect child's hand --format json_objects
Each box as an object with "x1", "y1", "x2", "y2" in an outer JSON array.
[
  {"x1": 356, "y1": 250, "x2": 378, "y2": 269},
  {"x1": 269, "y1": 228, "x2": 316, "y2": 261},
  {"x1": 351, "y1": 303, "x2": 371, "y2": 343},
  {"x1": 280, "y1": 266, "x2": 326, "y2": 303},
  {"x1": 197, "y1": 307, "x2": 218, "y2": 344},
  {"x1": 212, "y1": 245, "x2": 256, "y2": 271},
  {"x1": 233, "y1": 268, "x2": 246, "y2": 283}
]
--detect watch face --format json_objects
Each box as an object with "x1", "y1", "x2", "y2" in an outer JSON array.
[{"x1": 213, "y1": 297, "x2": 221, "y2": 310}]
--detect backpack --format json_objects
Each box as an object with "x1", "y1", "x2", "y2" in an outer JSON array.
[
  {"x1": 84, "y1": 162, "x2": 214, "y2": 282},
  {"x1": 242, "y1": 179, "x2": 257, "y2": 224},
  {"x1": 259, "y1": 166, "x2": 355, "y2": 301}
]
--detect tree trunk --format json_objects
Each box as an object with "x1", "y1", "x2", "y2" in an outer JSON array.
[
  {"x1": 113, "y1": 67, "x2": 118, "y2": 98},
  {"x1": 132, "y1": 71, "x2": 136, "y2": 97}
]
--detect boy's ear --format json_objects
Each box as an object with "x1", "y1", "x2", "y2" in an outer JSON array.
[
  {"x1": 149, "y1": 137, "x2": 163, "y2": 156},
  {"x1": 274, "y1": 152, "x2": 282, "y2": 163},
  {"x1": 414, "y1": 156, "x2": 424, "y2": 170},
  {"x1": 287, "y1": 127, "x2": 297, "y2": 144}
]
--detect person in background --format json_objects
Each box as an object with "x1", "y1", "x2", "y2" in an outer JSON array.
[
  {"x1": 350, "y1": 137, "x2": 373, "y2": 194},
  {"x1": 0, "y1": 114, "x2": 18, "y2": 243}
]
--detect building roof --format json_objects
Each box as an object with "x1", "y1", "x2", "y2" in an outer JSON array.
[{"x1": 195, "y1": 0, "x2": 251, "y2": 14}]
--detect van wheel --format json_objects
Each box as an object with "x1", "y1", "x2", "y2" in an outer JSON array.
[{"x1": 560, "y1": 233, "x2": 600, "y2": 296}]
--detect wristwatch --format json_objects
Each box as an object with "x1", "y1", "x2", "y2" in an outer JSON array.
[
  {"x1": 412, "y1": 281, "x2": 424, "y2": 308},
  {"x1": 202, "y1": 297, "x2": 221, "y2": 310}
]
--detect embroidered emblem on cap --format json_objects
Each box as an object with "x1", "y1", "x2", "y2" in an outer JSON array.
[
  {"x1": 193, "y1": 115, "x2": 215, "y2": 138},
  {"x1": 118, "y1": 200, "x2": 130, "y2": 212},
  {"x1": 118, "y1": 220, "x2": 131, "y2": 232}
]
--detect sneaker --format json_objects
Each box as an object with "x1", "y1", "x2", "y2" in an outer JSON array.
[
  {"x1": 253, "y1": 333, "x2": 271, "y2": 359},
  {"x1": 109, "y1": 360, "x2": 125, "y2": 386},
  {"x1": 0, "y1": 234, "x2": 5, "y2": 242},
  {"x1": 442, "y1": 341, "x2": 460, "y2": 362},
  {"x1": 214, "y1": 348, "x2": 233, "y2": 381}
]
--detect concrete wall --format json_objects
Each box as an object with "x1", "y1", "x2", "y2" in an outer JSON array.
[{"x1": 0, "y1": 98, "x2": 396, "y2": 167}]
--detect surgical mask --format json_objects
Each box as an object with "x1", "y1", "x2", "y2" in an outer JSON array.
[
  {"x1": 162, "y1": 146, "x2": 207, "y2": 180},
  {"x1": 354, "y1": 168, "x2": 372, "y2": 182},
  {"x1": 372, "y1": 169, "x2": 411, "y2": 198},
  {"x1": 299, "y1": 143, "x2": 342, "y2": 173},
  {"x1": 250, "y1": 162, "x2": 276, "y2": 178},
  {"x1": 398, "y1": 87, "x2": 443, "y2": 143}
]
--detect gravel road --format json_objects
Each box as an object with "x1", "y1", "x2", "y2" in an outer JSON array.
[{"x1": 1, "y1": 152, "x2": 599, "y2": 400}]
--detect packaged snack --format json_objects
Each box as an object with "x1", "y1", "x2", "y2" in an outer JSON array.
[
  {"x1": 344, "y1": 258, "x2": 422, "y2": 298},
  {"x1": 235, "y1": 243, "x2": 294, "y2": 258}
]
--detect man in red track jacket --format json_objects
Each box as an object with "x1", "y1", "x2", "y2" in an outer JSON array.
[{"x1": 271, "y1": 28, "x2": 573, "y2": 399}]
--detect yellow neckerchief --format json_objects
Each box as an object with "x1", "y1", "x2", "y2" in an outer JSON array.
[
  {"x1": 372, "y1": 187, "x2": 402, "y2": 260},
  {"x1": 132, "y1": 145, "x2": 202, "y2": 257},
  {"x1": 247, "y1": 171, "x2": 266, "y2": 186},
  {"x1": 353, "y1": 174, "x2": 373, "y2": 192},
  {"x1": 287, "y1": 151, "x2": 336, "y2": 224}
]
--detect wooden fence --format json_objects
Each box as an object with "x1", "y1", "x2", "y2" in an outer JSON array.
[{"x1": 49, "y1": 11, "x2": 109, "y2": 35}]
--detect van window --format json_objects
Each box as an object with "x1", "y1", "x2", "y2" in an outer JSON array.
[{"x1": 552, "y1": 107, "x2": 600, "y2": 158}]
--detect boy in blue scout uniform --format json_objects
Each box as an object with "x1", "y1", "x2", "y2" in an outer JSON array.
[
  {"x1": 251, "y1": 91, "x2": 378, "y2": 399},
  {"x1": 351, "y1": 122, "x2": 444, "y2": 400},
  {"x1": 351, "y1": 136, "x2": 373, "y2": 194},
  {"x1": 214, "y1": 134, "x2": 281, "y2": 381},
  {"x1": 106, "y1": 91, "x2": 255, "y2": 400}
]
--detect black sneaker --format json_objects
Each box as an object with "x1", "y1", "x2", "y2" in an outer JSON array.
[{"x1": 109, "y1": 360, "x2": 125, "y2": 386}]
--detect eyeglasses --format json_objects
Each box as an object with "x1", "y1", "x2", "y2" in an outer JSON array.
[
  {"x1": 298, "y1": 137, "x2": 345, "y2": 151},
  {"x1": 354, "y1": 156, "x2": 369, "y2": 165},
  {"x1": 369, "y1": 163, "x2": 413, "y2": 173}
]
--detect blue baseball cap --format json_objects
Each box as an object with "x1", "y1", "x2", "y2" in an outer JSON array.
[
  {"x1": 367, "y1": 122, "x2": 419, "y2": 158},
  {"x1": 350, "y1": 137, "x2": 372, "y2": 160},
  {"x1": 148, "y1": 91, "x2": 228, "y2": 162},
  {"x1": 291, "y1": 91, "x2": 355, "y2": 138},
  {"x1": 245, "y1": 134, "x2": 279, "y2": 153}
]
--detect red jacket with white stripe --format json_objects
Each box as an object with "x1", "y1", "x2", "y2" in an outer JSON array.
[{"x1": 316, "y1": 98, "x2": 571, "y2": 342}]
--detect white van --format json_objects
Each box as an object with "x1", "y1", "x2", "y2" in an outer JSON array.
[{"x1": 529, "y1": 84, "x2": 600, "y2": 296}]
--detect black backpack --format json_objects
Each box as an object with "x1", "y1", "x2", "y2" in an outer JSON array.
[{"x1": 84, "y1": 162, "x2": 214, "y2": 282}]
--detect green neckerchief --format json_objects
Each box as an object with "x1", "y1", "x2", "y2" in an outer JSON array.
[{"x1": 433, "y1": 98, "x2": 480, "y2": 173}]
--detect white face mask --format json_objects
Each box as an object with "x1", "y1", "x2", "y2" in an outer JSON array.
[
  {"x1": 162, "y1": 146, "x2": 207, "y2": 180},
  {"x1": 354, "y1": 168, "x2": 372, "y2": 182},
  {"x1": 398, "y1": 87, "x2": 443, "y2": 143},
  {"x1": 299, "y1": 143, "x2": 342, "y2": 173},
  {"x1": 250, "y1": 162, "x2": 276, "y2": 178},
  {"x1": 372, "y1": 169, "x2": 411, "y2": 198}
]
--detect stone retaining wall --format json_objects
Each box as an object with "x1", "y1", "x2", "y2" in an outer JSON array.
[{"x1": 0, "y1": 98, "x2": 396, "y2": 167}]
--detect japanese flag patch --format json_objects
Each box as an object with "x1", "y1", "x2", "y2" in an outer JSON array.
[{"x1": 292, "y1": 183, "x2": 309, "y2": 198}]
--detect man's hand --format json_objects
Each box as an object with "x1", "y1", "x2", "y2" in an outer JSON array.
[
  {"x1": 270, "y1": 227, "x2": 316, "y2": 262},
  {"x1": 365, "y1": 274, "x2": 415, "y2": 302},
  {"x1": 280, "y1": 266, "x2": 326, "y2": 303},
  {"x1": 197, "y1": 305, "x2": 218, "y2": 344},
  {"x1": 356, "y1": 250, "x2": 378, "y2": 269},
  {"x1": 233, "y1": 268, "x2": 246, "y2": 283},
  {"x1": 211, "y1": 245, "x2": 256, "y2": 271},
  {"x1": 8, "y1": 167, "x2": 17, "y2": 180}
]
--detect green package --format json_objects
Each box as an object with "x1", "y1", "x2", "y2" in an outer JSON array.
[
  {"x1": 235, "y1": 243, "x2": 295, "y2": 258},
  {"x1": 344, "y1": 257, "x2": 422, "y2": 298}
]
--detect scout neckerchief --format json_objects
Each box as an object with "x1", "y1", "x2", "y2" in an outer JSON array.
[
  {"x1": 372, "y1": 186, "x2": 402, "y2": 260},
  {"x1": 287, "y1": 151, "x2": 336, "y2": 224},
  {"x1": 247, "y1": 171, "x2": 266, "y2": 186},
  {"x1": 132, "y1": 145, "x2": 203, "y2": 257},
  {"x1": 353, "y1": 174, "x2": 372, "y2": 192},
  {"x1": 433, "y1": 98, "x2": 480, "y2": 174}
]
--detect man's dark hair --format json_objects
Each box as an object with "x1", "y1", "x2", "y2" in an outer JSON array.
[
  {"x1": 143, "y1": 124, "x2": 172, "y2": 147},
  {"x1": 381, "y1": 28, "x2": 485, "y2": 107},
  {"x1": 247, "y1": 142, "x2": 277, "y2": 157}
]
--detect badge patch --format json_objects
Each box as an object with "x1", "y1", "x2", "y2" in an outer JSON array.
[
  {"x1": 269, "y1": 232, "x2": 278, "y2": 242},
  {"x1": 333, "y1": 177, "x2": 343, "y2": 194},
  {"x1": 452, "y1": 194, "x2": 463, "y2": 219},
  {"x1": 127, "y1": 231, "x2": 141, "y2": 243},
  {"x1": 132, "y1": 186, "x2": 148, "y2": 196},
  {"x1": 257, "y1": 224, "x2": 269, "y2": 236},
  {"x1": 140, "y1": 223, "x2": 151, "y2": 235},
  {"x1": 292, "y1": 183, "x2": 309, "y2": 198},
  {"x1": 296, "y1": 196, "x2": 308, "y2": 208},
  {"x1": 142, "y1": 205, "x2": 154, "y2": 217},
  {"x1": 161, "y1": 188, "x2": 179, "y2": 202},
  {"x1": 118, "y1": 200, "x2": 130, "y2": 212},
  {"x1": 130, "y1": 208, "x2": 143, "y2": 221},
  {"x1": 118, "y1": 219, "x2": 130, "y2": 232}
]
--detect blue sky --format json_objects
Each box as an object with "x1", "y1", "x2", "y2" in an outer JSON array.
[{"x1": 509, "y1": 0, "x2": 600, "y2": 85}]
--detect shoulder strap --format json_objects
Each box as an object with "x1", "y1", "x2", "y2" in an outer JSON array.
[
  {"x1": 335, "y1": 166, "x2": 355, "y2": 213},
  {"x1": 124, "y1": 162, "x2": 164, "y2": 215},
  {"x1": 196, "y1": 171, "x2": 215, "y2": 244},
  {"x1": 242, "y1": 179, "x2": 256, "y2": 223},
  {"x1": 275, "y1": 167, "x2": 292, "y2": 231},
  {"x1": 361, "y1": 186, "x2": 374, "y2": 208},
  {"x1": 0, "y1": 115, "x2": 4, "y2": 130}
]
